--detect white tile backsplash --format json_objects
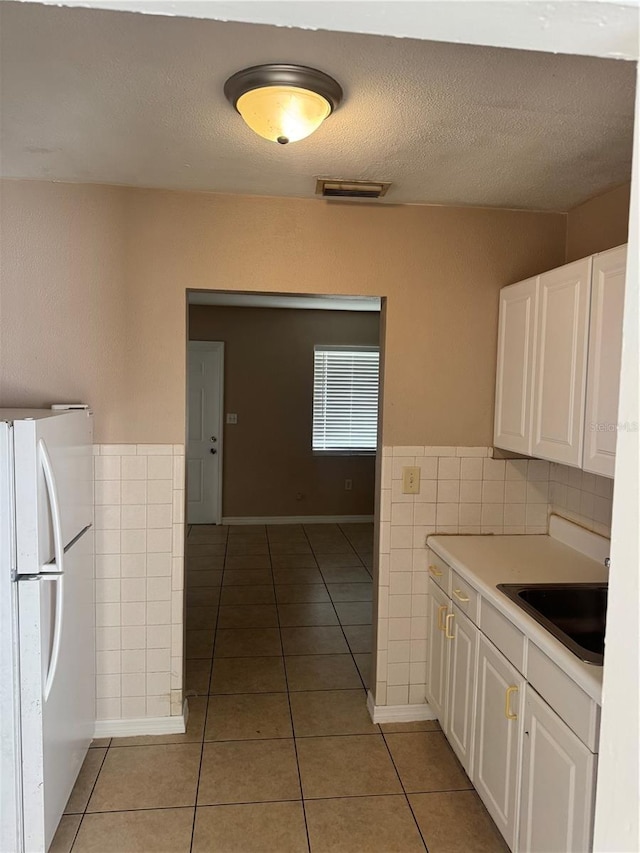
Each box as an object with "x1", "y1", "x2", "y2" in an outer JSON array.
[
  {"x1": 93, "y1": 443, "x2": 185, "y2": 721},
  {"x1": 549, "y1": 462, "x2": 613, "y2": 537},
  {"x1": 375, "y1": 444, "x2": 614, "y2": 710}
]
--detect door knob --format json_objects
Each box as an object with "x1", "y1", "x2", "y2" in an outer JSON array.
[
  {"x1": 210, "y1": 448, "x2": 217, "y2": 455},
  {"x1": 210, "y1": 436, "x2": 217, "y2": 443}
]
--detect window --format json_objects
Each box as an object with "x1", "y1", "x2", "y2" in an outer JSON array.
[{"x1": 312, "y1": 346, "x2": 380, "y2": 452}]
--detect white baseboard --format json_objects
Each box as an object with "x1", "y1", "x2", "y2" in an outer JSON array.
[
  {"x1": 94, "y1": 700, "x2": 188, "y2": 738},
  {"x1": 366, "y1": 690, "x2": 438, "y2": 724},
  {"x1": 221, "y1": 515, "x2": 375, "y2": 525}
]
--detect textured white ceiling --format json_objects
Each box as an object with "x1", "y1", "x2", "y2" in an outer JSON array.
[{"x1": 0, "y1": 2, "x2": 636, "y2": 210}]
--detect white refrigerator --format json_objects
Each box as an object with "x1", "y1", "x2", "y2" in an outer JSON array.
[{"x1": 0, "y1": 408, "x2": 95, "y2": 853}]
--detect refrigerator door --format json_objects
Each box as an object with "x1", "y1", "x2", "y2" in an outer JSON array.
[
  {"x1": 12, "y1": 410, "x2": 92, "y2": 575},
  {"x1": 18, "y1": 525, "x2": 95, "y2": 852},
  {"x1": 0, "y1": 421, "x2": 22, "y2": 853}
]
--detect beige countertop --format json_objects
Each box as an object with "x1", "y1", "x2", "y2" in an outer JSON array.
[{"x1": 427, "y1": 528, "x2": 608, "y2": 703}]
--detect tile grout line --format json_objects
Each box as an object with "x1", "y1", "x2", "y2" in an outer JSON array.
[
  {"x1": 187, "y1": 523, "x2": 230, "y2": 853},
  {"x1": 77, "y1": 786, "x2": 474, "y2": 816},
  {"x1": 66, "y1": 742, "x2": 110, "y2": 851},
  {"x1": 378, "y1": 728, "x2": 430, "y2": 852},
  {"x1": 267, "y1": 526, "x2": 313, "y2": 853},
  {"x1": 310, "y1": 524, "x2": 428, "y2": 849},
  {"x1": 337, "y1": 522, "x2": 374, "y2": 580},
  {"x1": 302, "y1": 524, "x2": 372, "y2": 695}
]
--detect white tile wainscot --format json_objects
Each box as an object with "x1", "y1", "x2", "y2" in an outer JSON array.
[
  {"x1": 93, "y1": 443, "x2": 185, "y2": 734},
  {"x1": 374, "y1": 445, "x2": 556, "y2": 712}
]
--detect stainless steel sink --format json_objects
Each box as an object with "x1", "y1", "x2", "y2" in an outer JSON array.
[{"x1": 496, "y1": 583, "x2": 607, "y2": 665}]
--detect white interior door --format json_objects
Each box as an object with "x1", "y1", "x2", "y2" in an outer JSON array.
[{"x1": 187, "y1": 342, "x2": 224, "y2": 524}]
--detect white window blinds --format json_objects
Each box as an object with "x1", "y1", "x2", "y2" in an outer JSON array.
[{"x1": 313, "y1": 346, "x2": 380, "y2": 452}]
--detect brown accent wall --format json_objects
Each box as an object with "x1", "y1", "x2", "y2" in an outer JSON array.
[
  {"x1": 566, "y1": 182, "x2": 631, "y2": 262},
  {"x1": 189, "y1": 305, "x2": 379, "y2": 517},
  {"x1": 0, "y1": 180, "x2": 567, "y2": 446}
]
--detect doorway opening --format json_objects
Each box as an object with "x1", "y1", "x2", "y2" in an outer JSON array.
[
  {"x1": 183, "y1": 289, "x2": 384, "y2": 707},
  {"x1": 185, "y1": 291, "x2": 383, "y2": 526}
]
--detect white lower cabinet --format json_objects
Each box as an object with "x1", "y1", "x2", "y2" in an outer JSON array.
[
  {"x1": 427, "y1": 580, "x2": 478, "y2": 778},
  {"x1": 444, "y1": 605, "x2": 478, "y2": 775},
  {"x1": 473, "y1": 635, "x2": 524, "y2": 851},
  {"x1": 426, "y1": 577, "x2": 449, "y2": 720},
  {"x1": 518, "y1": 686, "x2": 596, "y2": 853},
  {"x1": 424, "y1": 552, "x2": 599, "y2": 852}
]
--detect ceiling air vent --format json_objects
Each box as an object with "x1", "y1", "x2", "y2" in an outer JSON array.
[{"x1": 315, "y1": 178, "x2": 391, "y2": 200}]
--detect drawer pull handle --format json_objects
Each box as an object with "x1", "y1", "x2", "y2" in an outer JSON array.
[
  {"x1": 453, "y1": 588, "x2": 470, "y2": 603},
  {"x1": 437, "y1": 604, "x2": 447, "y2": 632},
  {"x1": 445, "y1": 613, "x2": 455, "y2": 639},
  {"x1": 429, "y1": 564, "x2": 443, "y2": 577},
  {"x1": 505, "y1": 686, "x2": 519, "y2": 720}
]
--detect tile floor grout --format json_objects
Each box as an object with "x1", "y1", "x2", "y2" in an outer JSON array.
[
  {"x1": 270, "y1": 526, "x2": 314, "y2": 853},
  {"x1": 54, "y1": 522, "x2": 507, "y2": 852},
  {"x1": 189, "y1": 522, "x2": 230, "y2": 852}
]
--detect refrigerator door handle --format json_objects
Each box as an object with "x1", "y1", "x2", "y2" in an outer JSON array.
[
  {"x1": 43, "y1": 574, "x2": 64, "y2": 701},
  {"x1": 38, "y1": 439, "x2": 64, "y2": 574}
]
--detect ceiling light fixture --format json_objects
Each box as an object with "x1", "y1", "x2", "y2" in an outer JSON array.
[{"x1": 224, "y1": 64, "x2": 343, "y2": 145}]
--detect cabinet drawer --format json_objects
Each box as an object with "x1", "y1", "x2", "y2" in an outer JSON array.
[
  {"x1": 450, "y1": 570, "x2": 479, "y2": 623},
  {"x1": 426, "y1": 550, "x2": 450, "y2": 595},
  {"x1": 480, "y1": 600, "x2": 525, "y2": 674},
  {"x1": 526, "y1": 644, "x2": 600, "y2": 752}
]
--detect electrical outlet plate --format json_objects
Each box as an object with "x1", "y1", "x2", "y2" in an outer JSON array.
[
  {"x1": 402, "y1": 466, "x2": 420, "y2": 495},
  {"x1": 226, "y1": 413, "x2": 238, "y2": 424}
]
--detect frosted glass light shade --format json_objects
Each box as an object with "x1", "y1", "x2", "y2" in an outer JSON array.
[{"x1": 236, "y1": 85, "x2": 332, "y2": 144}]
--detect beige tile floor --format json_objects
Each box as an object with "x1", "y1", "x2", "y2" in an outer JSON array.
[{"x1": 53, "y1": 523, "x2": 508, "y2": 852}]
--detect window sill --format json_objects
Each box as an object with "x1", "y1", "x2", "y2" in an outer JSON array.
[{"x1": 312, "y1": 450, "x2": 377, "y2": 457}]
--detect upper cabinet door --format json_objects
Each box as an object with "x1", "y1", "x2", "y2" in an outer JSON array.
[
  {"x1": 531, "y1": 258, "x2": 592, "y2": 467},
  {"x1": 582, "y1": 245, "x2": 627, "y2": 478},
  {"x1": 494, "y1": 277, "x2": 538, "y2": 454}
]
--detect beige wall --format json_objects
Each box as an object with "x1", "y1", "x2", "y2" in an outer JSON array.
[
  {"x1": 189, "y1": 305, "x2": 379, "y2": 517},
  {"x1": 1, "y1": 180, "x2": 567, "y2": 445},
  {"x1": 0, "y1": 181, "x2": 129, "y2": 438},
  {"x1": 566, "y1": 182, "x2": 631, "y2": 262}
]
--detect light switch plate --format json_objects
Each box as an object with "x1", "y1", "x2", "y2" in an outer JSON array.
[
  {"x1": 226, "y1": 413, "x2": 238, "y2": 424},
  {"x1": 402, "y1": 466, "x2": 420, "y2": 494}
]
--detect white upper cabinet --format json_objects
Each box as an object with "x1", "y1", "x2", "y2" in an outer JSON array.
[
  {"x1": 494, "y1": 247, "x2": 627, "y2": 471},
  {"x1": 582, "y1": 245, "x2": 627, "y2": 478},
  {"x1": 494, "y1": 277, "x2": 538, "y2": 454},
  {"x1": 531, "y1": 257, "x2": 592, "y2": 467}
]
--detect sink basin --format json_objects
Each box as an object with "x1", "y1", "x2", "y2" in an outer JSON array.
[{"x1": 497, "y1": 583, "x2": 607, "y2": 666}]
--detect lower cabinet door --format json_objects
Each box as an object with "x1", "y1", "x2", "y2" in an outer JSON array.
[
  {"x1": 445, "y1": 605, "x2": 478, "y2": 776},
  {"x1": 518, "y1": 686, "x2": 596, "y2": 853},
  {"x1": 425, "y1": 577, "x2": 449, "y2": 720},
  {"x1": 473, "y1": 635, "x2": 524, "y2": 850}
]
